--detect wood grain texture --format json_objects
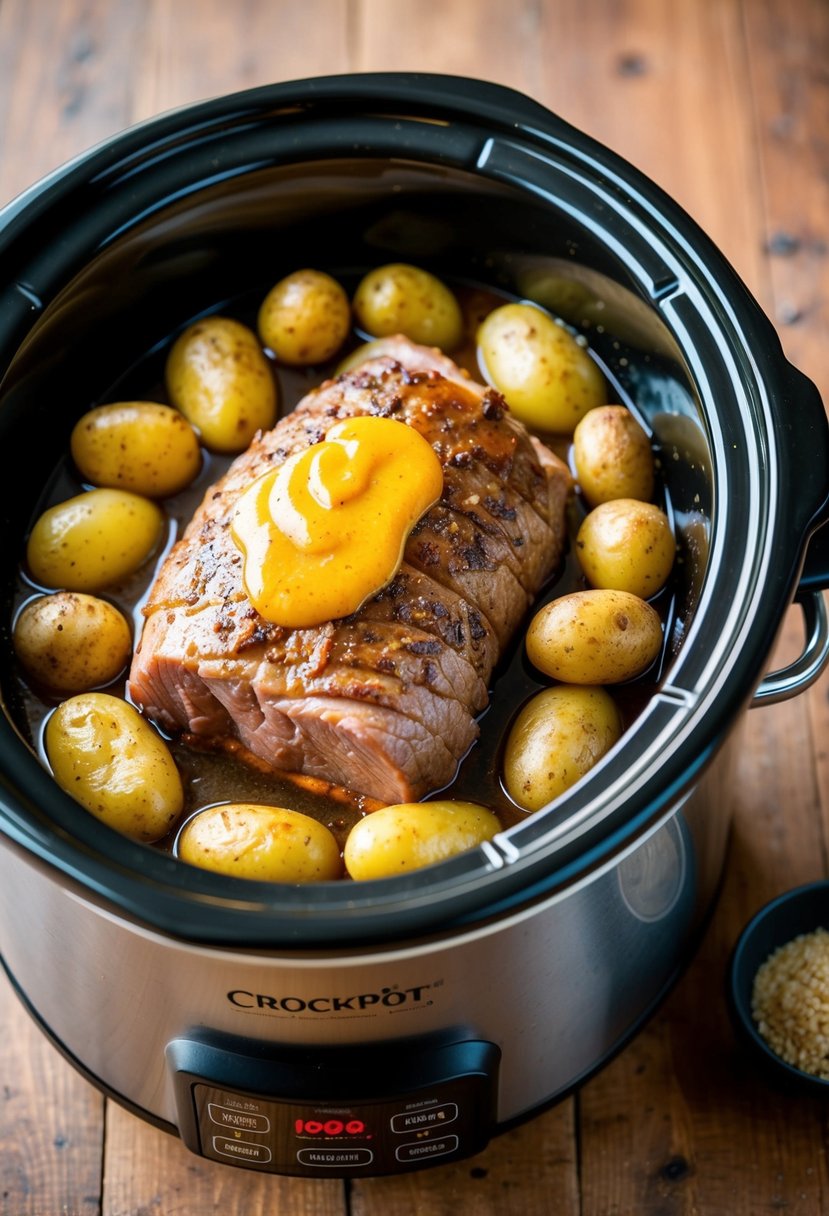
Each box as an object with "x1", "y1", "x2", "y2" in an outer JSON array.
[
  {"x1": 1, "y1": 1, "x2": 828, "y2": 1213},
  {"x1": 101, "y1": 1101, "x2": 345, "y2": 1216},
  {"x1": 127, "y1": 0, "x2": 351, "y2": 124},
  {"x1": 351, "y1": 1105, "x2": 578, "y2": 1215},
  {"x1": 1, "y1": 972, "x2": 104, "y2": 1216}
]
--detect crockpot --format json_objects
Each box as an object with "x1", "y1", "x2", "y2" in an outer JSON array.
[{"x1": 1, "y1": 74, "x2": 828, "y2": 1179}]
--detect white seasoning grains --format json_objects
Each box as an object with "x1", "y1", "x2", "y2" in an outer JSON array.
[{"x1": 751, "y1": 927, "x2": 829, "y2": 1079}]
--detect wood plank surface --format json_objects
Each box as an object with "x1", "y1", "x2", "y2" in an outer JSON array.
[{"x1": 1, "y1": 1, "x2": 828, "y2": 1214}]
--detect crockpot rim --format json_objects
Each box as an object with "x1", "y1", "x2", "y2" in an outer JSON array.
[{"x1": 1, "y1": 72, "x2": 827, "y2": 947}]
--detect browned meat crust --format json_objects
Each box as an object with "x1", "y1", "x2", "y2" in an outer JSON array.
[{"x1": 128, "y1": 338, "x2": 572, "y2": 803}]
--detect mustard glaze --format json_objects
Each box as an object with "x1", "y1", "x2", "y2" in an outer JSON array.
[{"x1": 231, "y1": 415, "x2": 444, "y2": 627}]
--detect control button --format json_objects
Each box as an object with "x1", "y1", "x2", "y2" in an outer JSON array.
[
  {"x1": 208, "y1": 1103, "x2": 270, "y2": 1133},
  {"x1": 395, "y1": 1134, "x2": 459, "y2": 1163},
  {"x1": 391, "y1": 1103, "x2": 458, "y2": 1134},
  {"x1": 212, "y1": 1136, "x2": 272, "y2": 1164},
  {"x1": 297, "y1": 1147, "x2": 374, "y2": 1168}
]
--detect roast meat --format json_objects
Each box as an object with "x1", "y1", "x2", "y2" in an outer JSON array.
[{"x1": 128, "y1": 337, "x2": 572, "y2": 803}]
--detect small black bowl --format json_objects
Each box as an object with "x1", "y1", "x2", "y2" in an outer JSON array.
[{"x1": 728, "y1": 880, "x2": 829, "y2": 1095}]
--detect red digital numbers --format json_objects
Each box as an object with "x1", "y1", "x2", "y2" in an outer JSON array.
[{"x1": 295, "y1": 1118, "x2": 366, "y2": 1137}]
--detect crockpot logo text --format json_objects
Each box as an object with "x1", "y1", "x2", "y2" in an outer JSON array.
[{"x1": 227, "y1": 985, "x2": 433, "y2": 1015}]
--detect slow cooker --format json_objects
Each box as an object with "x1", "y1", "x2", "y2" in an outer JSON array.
[{"x1": 1, "y1": 74, "x2": 828, "y2": 1179}]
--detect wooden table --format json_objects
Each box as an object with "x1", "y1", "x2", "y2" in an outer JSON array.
[{"x1": 2, "y1": 1, "x2": 828, "y2": 1212}]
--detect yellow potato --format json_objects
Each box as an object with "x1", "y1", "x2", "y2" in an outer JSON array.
[
  {"x1": 165, "y1": 315, "x2": 277, "y2": 453},
  {"x1": 70, "y1": 401, "x2": 201, "y2": 498},
  {"x1": 176, "y1": 803, "x2": 342, "y2": 882},
  {"x1": 26, "y1": 488, "x2": 164, "y2": 592},
  {"x1": 258, "y1": 269, "x2": 351, "y2": 365},
  {"x1": 352, "y1": 263, "x2": 463, "y2": 351},
  {"x1": 476, "y1": 301, "x2": 606, "y2": 433},
  {"x1": 526, "y1": 590, "x2": 663, "y2": 684},
  {"x1": 576, "y1": 498, "x2": 676, "y2": 598},
  {"x1": 45, "y1": 693, "x2": 183, "y2": 842},
  {"x1": 335, "y1": 336, "x2": 409, "y2": 375},
  {"x1": 572, "y1": 404, "x2": 655, "y2": 505},
  {"x1": 344, "y1": 801, "x2": 500, "y2": 881},
  {"x1": 13, "y1": 592, "x2": 132, "y2": 693},
  {"x1": 503, "y1": 685, "x2": 623, "y2": 812}
]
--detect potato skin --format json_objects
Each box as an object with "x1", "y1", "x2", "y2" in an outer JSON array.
[
  {"x1": 572, "y1": 405, "x2": 654, "y2": 506},
  {"x1": 258, "y1": 269, "x2": 351, "y2": 365},
  {"x1": 477, "y1": 302, "x2": 606, "y2": 433},
  {"x1": 344, "y1": 801, "x2": 500, "y2": 881},
  {"x1": 13, "y1": 592, "x2": 132, "y2": 693},
  {"x1": 503, "y1": 685, "x2": 623, "y2": 811},
  {"x1": 45, "y1": 693, "x2": 183, "y2": 842},
  {"x1": 353, "y1": 263, "x2": 464, "y2": 351},
  {"x1": 576, "y1": 498, "x2": 676, "y2": 598},
  {"x1": 526, "y1": 589, "x2": 663, "y2": 684},
  {"x1": 165, "y1": 315, "x2": 277, "y2": 453},
  {"x1": 26, "y1": 488, "x2": 164, "y2": 592},
  {"x1": 335, "y1": 336, "x2": 408, "y2": 375},
  {"x1": 70, "y1": 402, "x2": 201, "y2": 498},
  {"x1": 177, "y1": 803, "x2": 342, "y2": 882}
]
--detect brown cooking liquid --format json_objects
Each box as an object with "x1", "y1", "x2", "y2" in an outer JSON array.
[{"x1": 12, "y1": 282, "x2": 675, "y2": 861}]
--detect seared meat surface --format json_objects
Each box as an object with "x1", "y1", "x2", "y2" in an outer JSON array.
[{"x1": 128, "y1": 338, "x2": 571, "y2": 803}]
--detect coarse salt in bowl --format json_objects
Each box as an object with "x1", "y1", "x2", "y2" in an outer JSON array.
[{"x1": 728, "y1": 880, "x2": 829, "y2": 1095}]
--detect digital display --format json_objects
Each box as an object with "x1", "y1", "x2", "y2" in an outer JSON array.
[
  {"x1": 170, "y1": 1036, "x2": 500, "y2": 1177},
  {"x1": 294, "y1": 1118, "x2": 368, "y2": 1137}
]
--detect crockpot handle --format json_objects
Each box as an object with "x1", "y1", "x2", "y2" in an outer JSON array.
[
  {"x1": 752, "y1": 355, "x2": 829, "y2": 706},
  {"x1": 752, "y1": 589, "x2": 829, "y2": 706},
  {"x1": 798, "y1": 520, "x2": 829, "y2": 592}
]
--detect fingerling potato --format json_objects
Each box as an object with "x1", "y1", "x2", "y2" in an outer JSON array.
[
  {"x1": 575, "y1": 498, "x2": 676, "y2": 598},
  {"x1": 165, "y1": 315, "x2": 277, "y2": 453},
  {"x1": 26, "y1": 488, "x2": 164, "y2": 592},
  {"x1": 353, "y1": 263, "x2": 464, "y2": 351},
  {"x1": 344, "y1": 801, "x2": 500, "y2": 881},
  {"x1": 477, "y1": 301, "x2": 606, "y2": 433},
  {"x1": 13, "y1": 592, "x2": 132, "y2": 693},
  {"x1": 45, "y1": 692, "x2": 183, "y2": 842},
  {"x1": 177, "y1": 803, "x2": 342, "y2": 882},
  {"x1": 258, "y1": 269, "x2": 351, "y2": 365},
  {"x1": 70, "y1": 401, "x2": 201, "y2": 498},
  {"x1": 572, "y1": 404, "x2": 655, "y2": 505},
  {"x1": 526, "y1": 589, "x2": 663, "y2": 684},
  {"x1": 335, "y1": 336, "x2": 410, "y2": 375},
  {"x1": 503, "y1": 685, "x2": 623, "y2": 811}
]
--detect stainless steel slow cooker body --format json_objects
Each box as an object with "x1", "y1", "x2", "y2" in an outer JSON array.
[{"x1": 1, "y1": 74, "x2": 828, "y2": 1179}]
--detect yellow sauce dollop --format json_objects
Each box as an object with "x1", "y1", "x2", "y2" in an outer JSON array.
[{"x1": 231, "y1": 416, "x2": 443, "y2": 627}]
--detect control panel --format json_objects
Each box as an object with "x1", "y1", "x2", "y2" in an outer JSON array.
[{"x1": 167, "y1": 1034, "x2": 500, "y2": 1177}]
